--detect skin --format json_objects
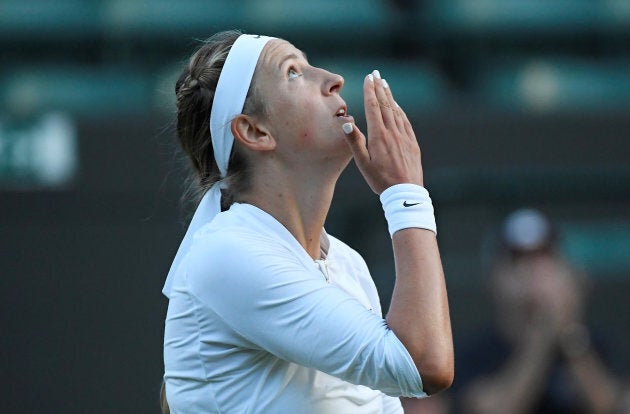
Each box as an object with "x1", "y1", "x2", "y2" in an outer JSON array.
[{"x1": 231, "y1": 39, "x2": 454, "y2": 396}]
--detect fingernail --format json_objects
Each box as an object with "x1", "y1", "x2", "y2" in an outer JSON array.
[
  {"x1": 367, "y1": 74, "x2": 373, "y2": 82},
  {"x1": 382, "y1": 79, "x2": 389, "y2": 89},
  {"x1": 342, "y1": 123, "x2": 353, "y2": 134},
  {"x1": 372, "y1": 70, "x2": 381, "y2": 79}
]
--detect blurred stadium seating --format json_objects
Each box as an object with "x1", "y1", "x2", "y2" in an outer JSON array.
[{"x1": 1, "y1": 0, "x2": 630, "y2": 117}]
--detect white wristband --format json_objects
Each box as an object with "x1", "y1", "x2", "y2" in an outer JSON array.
[{"x1": 380, "y1": 183, "x2": 437, "y2": 237}]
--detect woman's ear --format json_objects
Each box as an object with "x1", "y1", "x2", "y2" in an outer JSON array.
[{"x1": 231, "y1": 114, "x2": 276, "y2": 152}]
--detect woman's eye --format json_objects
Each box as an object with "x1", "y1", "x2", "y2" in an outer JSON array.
[{"x1": 288, "y1": 68, "x2": 302, "y2": 80}]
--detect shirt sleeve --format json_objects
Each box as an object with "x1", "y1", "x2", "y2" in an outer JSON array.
[{"x1": 184, "y1": 231, "x2": 426, "y2": 398}]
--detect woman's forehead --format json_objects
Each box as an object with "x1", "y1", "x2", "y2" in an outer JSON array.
[{"x1": 258, "y1": 39, "x2": 306, "y2": 71}]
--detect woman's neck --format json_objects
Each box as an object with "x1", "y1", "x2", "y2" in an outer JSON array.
[{"x1": 239, "y1": 167, "x2": 340, "y2": 260}]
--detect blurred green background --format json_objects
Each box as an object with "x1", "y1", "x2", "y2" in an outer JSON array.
[{"x1": 1, "y1": 0, "x2": 629, "y2": 412}]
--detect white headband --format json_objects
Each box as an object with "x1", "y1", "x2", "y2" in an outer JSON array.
[
  {"x1": 210, "y1": 34, "x2": 275, "y2": 177},
  {"x1": 163, "y1": 34, "x2": 274, "y2": 298}
]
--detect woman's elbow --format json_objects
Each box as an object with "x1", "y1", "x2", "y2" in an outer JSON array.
[{"x1": 417, "y1": 356, "x2": 454, "y2": 395}]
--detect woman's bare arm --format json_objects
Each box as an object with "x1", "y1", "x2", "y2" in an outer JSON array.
[
  {"x1": 389, "y1": 227, "x2": 453, "y2": 394},
  {"x1": 343, "y1": 71, "x2": 453, "y2": 394}
]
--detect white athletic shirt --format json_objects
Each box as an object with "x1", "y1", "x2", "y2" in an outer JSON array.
[{"x1": 163, "y1": 203, "x2": 426, "y2": 413}]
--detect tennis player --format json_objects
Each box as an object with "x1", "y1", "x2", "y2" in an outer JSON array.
[{"x1": 162, "y1": 30, "x2": 453, "y2": 413}]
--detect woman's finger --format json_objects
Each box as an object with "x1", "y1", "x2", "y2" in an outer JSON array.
[
  {"x1": 363, "y1": 73, "x2": 386, "y2": 131},
  {"x1": 398, "y1": 103, "x2": 415, "y2": 139},
  {"x1": 371, "y1": 70, "x2": 396, "y2": 129},
  {"x1": 382, "y1": 79, "x2": 405, "y2": 132},
  {"x1": 342, "y1": 122, "x2": 370, "y2": 168}
]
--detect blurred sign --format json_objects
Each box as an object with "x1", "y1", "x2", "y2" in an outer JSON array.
[{"x1": 0, "y1": 112, "x2": 77, "y2": 189}]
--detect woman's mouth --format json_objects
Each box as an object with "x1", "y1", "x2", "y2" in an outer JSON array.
[{"x1": 335, "y1": 106, "x2": 352, "y2": 119}]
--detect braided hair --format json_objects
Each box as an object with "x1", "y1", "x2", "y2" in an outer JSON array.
[{"x1": 175, "y1": 30, "x2": 265, "y2": 211}]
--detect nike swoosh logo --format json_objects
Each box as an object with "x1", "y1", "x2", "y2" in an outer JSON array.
[{"x1": 403, "y1": 201, "x2": 421, "y2": 207}]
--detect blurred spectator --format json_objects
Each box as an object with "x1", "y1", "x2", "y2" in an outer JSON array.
[{"x1": 453, "y1": 209, "x2": 623, "y2": 414}]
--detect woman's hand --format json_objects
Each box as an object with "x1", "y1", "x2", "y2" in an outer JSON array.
[{"x1": 343, "y1": 70, "x2": 424, "y2": 194}]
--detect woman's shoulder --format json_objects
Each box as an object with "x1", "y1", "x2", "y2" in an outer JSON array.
[
  {"x1": 185, "y1": 204, "x2": 310, "y2": 272},
  {"x1": 182, "y1": 223, "x2": 305, "y2": 297},
  {"x1": 191, "y1": 219, "x2": 288, "y2": 262}
]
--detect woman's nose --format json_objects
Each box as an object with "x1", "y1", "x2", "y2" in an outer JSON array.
[{"x1": 322, "y1": 70, "x2": 344, "y2": 95}]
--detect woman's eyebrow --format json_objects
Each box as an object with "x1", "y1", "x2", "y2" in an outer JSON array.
[{"x1": 277, "y1": 51, "x2": 308, "y2": 70}]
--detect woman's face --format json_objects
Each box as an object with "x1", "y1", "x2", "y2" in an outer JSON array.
[{"x1": 252, "y1": 39, "x2": 354, "y2": 168}]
